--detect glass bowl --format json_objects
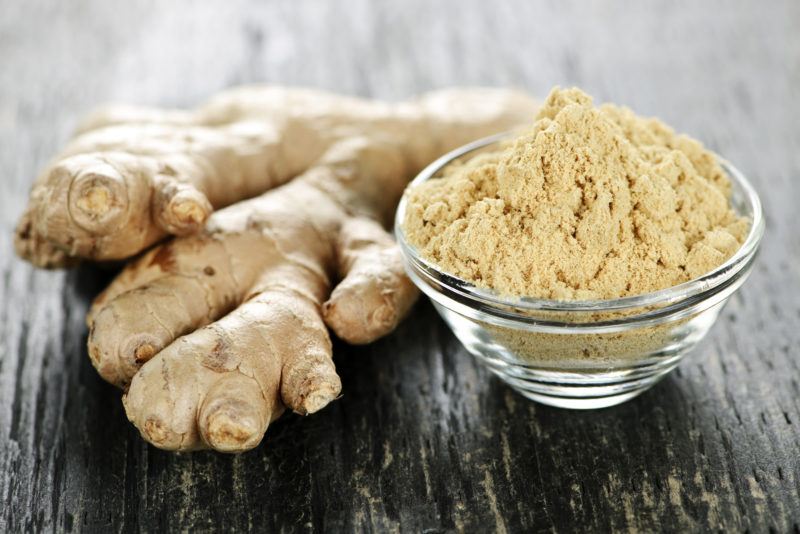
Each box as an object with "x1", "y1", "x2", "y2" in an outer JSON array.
[{"x1": 394, "y1": 133, "x2": 765, "y2": 409}]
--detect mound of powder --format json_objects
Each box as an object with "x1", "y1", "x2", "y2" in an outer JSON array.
[{"x1": 402, "y1": 87, "x2": 749, "y2": 300}]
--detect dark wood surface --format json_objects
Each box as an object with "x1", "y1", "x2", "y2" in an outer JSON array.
[{"x1": 2, "y1": 1, "x2": 799, "y2": 532}]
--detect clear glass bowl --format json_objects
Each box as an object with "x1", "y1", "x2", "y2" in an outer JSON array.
[{"x1": 394, "y1": 133, "x2": 765, "y2": 409}]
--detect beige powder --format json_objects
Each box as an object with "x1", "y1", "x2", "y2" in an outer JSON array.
[{"x1": 403, "y1": 87, "x2": 748, "y2": 300}]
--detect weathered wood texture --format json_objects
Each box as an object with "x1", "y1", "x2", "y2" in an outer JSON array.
[{"x1": 1, "y1": 0, "x2": 798, "y2": 532}]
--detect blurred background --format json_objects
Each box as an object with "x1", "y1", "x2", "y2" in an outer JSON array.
[{"x1": 1, "y1": 1, "x2": 798, "y2": 532}]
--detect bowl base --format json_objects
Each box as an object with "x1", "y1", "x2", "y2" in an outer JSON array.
[
  {"x1": 474, "y1": 351, "x2": 681, "y2": 410},
  {"x1": 511, "y1": 386, "x2": 653, "y2": 409}
]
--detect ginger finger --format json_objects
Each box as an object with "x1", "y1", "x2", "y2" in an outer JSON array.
[
  {"x1": 22, "y1": 153, "x2": 163, "y2": 262},
  {"x1": 197, "y1": 374, "x2": 274, "y2": 453},
  {"x1": 123, "y1": 322, "x2": 284, "y2": 452},
  {"x1": 61, "y1": 121, "x2": 321, "y2": 206},
  {"x1": 17, "y1": 121, "x2": 321, "y2": 265},
  {"x1": 323, "y1": 217, "x2": 418, "y2": 344},
  {"x1": 252, "y1": 289, "x2": 340, "y2": 416}
]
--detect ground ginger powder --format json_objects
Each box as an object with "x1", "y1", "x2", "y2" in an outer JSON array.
[{"x1": 403, "y1": 87, "x2": 748, "y2": 300}]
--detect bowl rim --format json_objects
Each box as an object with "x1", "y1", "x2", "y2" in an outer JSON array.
[{"x1": 394, "y1": 132, "x2": 765, "y2": 314}]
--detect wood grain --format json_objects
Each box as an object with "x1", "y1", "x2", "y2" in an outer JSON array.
[{"x1": 1, "y1": 0, "x2": 798, "y2": 531}]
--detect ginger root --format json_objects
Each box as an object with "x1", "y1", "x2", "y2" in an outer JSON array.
[
  {"x1": 23, "y1": 86, "x2": 536, "y2": 452},
  {"x1": 15, "y1": 86, "x2": 536, "y2": 267}
]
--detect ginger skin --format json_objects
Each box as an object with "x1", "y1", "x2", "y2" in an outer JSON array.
[{"x1": 34, "y1": 86, "x2": 539, "y2": 452}]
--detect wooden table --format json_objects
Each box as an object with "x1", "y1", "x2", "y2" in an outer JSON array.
[{"x1": 2, "y1": 1, "x2": 798, "y2": 531}]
